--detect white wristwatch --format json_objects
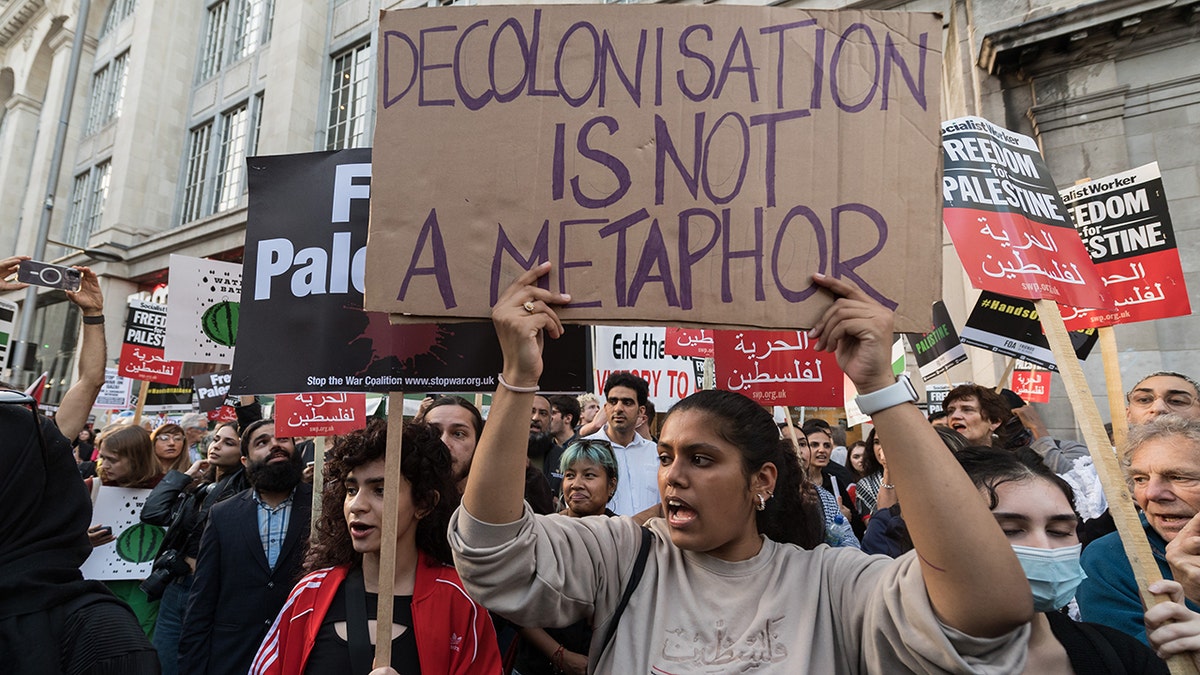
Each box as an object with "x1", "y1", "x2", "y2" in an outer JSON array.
[{"x1": 854, "y1": 374, "x2": 918, "y2": 416}]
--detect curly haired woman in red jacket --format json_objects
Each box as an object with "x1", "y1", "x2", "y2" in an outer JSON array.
[{"x1": 251, "y1": 419, "x2": 502, "y2": 675}]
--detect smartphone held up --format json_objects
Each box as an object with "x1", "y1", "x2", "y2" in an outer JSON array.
[{"x1": 18, "y1": 259, "x2": 82, "y2": 292}]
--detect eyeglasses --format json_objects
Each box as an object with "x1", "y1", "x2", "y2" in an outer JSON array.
[
  {"x1": 0, "y1": 389, "x2": 47, "y2": 461},
  {"x1": 1127, "y1": 391, "x2": 1197, "y2": 411}
]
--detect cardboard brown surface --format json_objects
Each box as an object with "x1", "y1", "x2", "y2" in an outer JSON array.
[{"x1": 367, "y1": 6, "x2": 943, "y2": 331}]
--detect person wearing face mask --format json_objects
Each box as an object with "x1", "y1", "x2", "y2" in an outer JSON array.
[{"x1": 958, "y1": 446, "x2": 1171, "y2": 673}]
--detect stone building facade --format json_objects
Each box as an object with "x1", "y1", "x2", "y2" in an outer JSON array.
[{"x1": 0, "y1": 0, "x2": 1194, "y2": 439}]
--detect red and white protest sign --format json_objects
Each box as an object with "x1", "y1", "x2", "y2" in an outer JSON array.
[
  {"x1": 713, "y1": 330, "x2": 843, "y2": 406},
  {"x1": 1012, "y1": 369, "x2": 1051, "y2": 404},
  {"x1": 275, "y1": 393, "x2": 367, "y2": 436},
  {"x1": 118, "y1": 300, "x2": 183, "y2": 384},
  {"x1": 942, "y1": 117, "x2": 1112, "y2": 311},
  {"x1": 1059, "y1": 163, "x2": 1191, "y2": 330},
  {"x1": 207, "y1": 406, "x2": 238, "y2": 423},
  {"x1": 664, "y1": 328, "x2": 714, "y2": 358}
]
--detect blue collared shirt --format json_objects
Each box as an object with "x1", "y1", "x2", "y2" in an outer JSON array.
[{"x1": 252, "y1": 489, "x2": 294, "y2": 569}]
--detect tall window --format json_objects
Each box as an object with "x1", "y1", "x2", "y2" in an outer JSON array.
[
  {"x1": 87, "y1": 162, "x2": 112, "y2": 236},
  {"x1": 86, "y1": 52, "x2": 129, "y2": 135},
  {"x1": 198, "y1": 1, "x2": 229, "y2": 82},
  {"x1": 181, "y1": 124, "x2": 213, "y2": 223},
  {"x1": 101, "y1": 0, "x2": 137, "y2": 38},
  {"x1": 64, "y1": 173, "x2": 91, "y2": 246},
  {"x1": 251, "y1": 92, "x2": 265, "y2": 156},
  {"x1": 230, "y1": 0, "x2": 267, "y2": 61},
  {"x1": 214, "y1": 104, "x2": 249, "y2": 211},
  {"x1": 198, "y1": 0, "x2": 274, "y2": 81},
  {"x1": 327, "y1": 43, "x2": 371, "y2": 150}
]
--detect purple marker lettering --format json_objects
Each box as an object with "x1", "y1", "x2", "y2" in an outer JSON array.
[
  {"x1": 771, "y1": 205, "x2": 826, "y2": 302},
  {"x1": 677, "y1": 25, "x2": 715, "y2": 102},
  {"x1": 830, "y1": 23, "x2": 879, "y2": 113},
  {"x1": 702, "y1": 112, "x2": 749, "y2": 204},
  {"x1": 598, "y1": 209, "x2": 651, "y2": 307},
  {"x1": 571, "y1": 116, "x2": 631, "y2": 209},
  {"x1": 418, "y1": 26, "x2": 457, "y2": 107},
  {"x1": 677, "y1": 208, "x2": 721, "y2": 310},
  {"x1": 555, "y1": 21, "x2": 600, "y2": 107},
  {"x1": 490, "y1": 220, "x2": 550, "y2": 305},
  {"x1": 750, "y1": 109, "x2": 811, "y2": 207},
  {"x1": 382, "y1": 31, "x2": 419, "y2": 108},
  {"x1": 713, "y1": 28, "x2": 758, "y2": 102},
  {"x1": 760, "y1": 20, "x2": 817, "y2": 110},
  {"x1": 490, "y1": 17, "x2": 530, "y2": 103},
  {"x1": 398, "y1": 209, "x2": 456, "y2": 309},
  {"x1": 558, "y1": 218, "x2": 606, "y2": 308},
  {"x1": 831, "y1": 203, "x2": 895, "y2": 309},
  {"x1": 599, "y1": 29, "x2": 647, "y2": 108},
  {"x1": 455, "y1": 20, "x2": 493, "y2": 111},
  {"x1": 881, "y1": 31, "x2": 928, "y2": 111},
  {"x1": 627, "y1": 218, "x2": 679, "y2": 307},
  {"x1": 654, "y1": 112, "x2": 703, "y2": 205},
  {"x1": 721, "y1": 207, "x2": 765, "y2": 303}
]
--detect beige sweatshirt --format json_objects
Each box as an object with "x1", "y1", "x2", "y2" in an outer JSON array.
[{"x1": 450, "y1": 506, "x2": 1029, "y2": 674}]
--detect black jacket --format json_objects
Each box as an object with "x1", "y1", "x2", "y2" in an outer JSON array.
[{"x1": 178, "y1": 483, "x2": 311, "y2": 675}]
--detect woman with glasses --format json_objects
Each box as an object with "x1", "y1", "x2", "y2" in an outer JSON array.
[
  {"x1": 450, "y1": 264, "x2": 1034, "y2": 673},
  {"x1": 152, "y1": 423, "x2": 191, "y2": 474}
]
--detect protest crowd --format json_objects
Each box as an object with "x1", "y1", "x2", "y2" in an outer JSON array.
[{"x1": 2, "y1": 245, "x2": 1199, "y2": 675}]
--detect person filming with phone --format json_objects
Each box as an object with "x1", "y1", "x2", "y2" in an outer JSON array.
[{"x1": 1, "y1": 255, "x2": 107, "y2": 441}]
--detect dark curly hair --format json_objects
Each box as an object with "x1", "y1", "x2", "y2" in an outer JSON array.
[
  {"x1": 666, "y1": 389, "x2": 823, "y2": 549},
  {"x1": 304, "y1": 419, "x2": 460, "y2": 573}
]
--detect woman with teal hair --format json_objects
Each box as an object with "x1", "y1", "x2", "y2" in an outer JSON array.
[{"x1": 558, "y1": 439, "x2": 619, "y2": 518}]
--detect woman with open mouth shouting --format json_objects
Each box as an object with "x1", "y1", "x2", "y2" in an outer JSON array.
[{"x1": 450, "y1": 262, "x2": 1034, "y2": 673}]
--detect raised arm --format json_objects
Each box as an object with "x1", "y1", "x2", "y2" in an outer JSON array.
[
  {"x1": 462, "y1": 262, "x2": 571, "y2": 524},
  {"x1": 55, "y1": 266, "x2": 106, "y2": 440},
  {"x1": 809, "y1": 274, "x2": 1032, "y2": 638}
]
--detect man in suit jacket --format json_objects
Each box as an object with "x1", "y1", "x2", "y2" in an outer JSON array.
[{"x1": 179, "y1": 419, "x2": 312, "y2": 675}]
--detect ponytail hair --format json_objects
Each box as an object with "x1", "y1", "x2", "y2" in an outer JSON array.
[{"x1": 666, "y1": 390, "x2": 823, "y2": 549}]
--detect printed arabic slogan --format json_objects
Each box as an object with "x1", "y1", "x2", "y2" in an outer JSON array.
[
  {"x1": 713, "y1": 329, "x2": 843, "y2": 406},
  {"x1": 665, "y1": 328, "x2": 714, "y2": 359},
  {"x1": 1012, "y1": 367, "x2": 1051, "y2": 404},
  {"x1": 118, "y1": 300, "x2": 183, "y2": 385},
  {"x1": 941, "y1": 116, "x2": 1111, "y2": 310},
  {"x1": 275, "y1": 392, "x2": 367, "y2": 436},
  {"x1": 366, "y1": 6, "x2": 944, "y2": 332},
  {"x1": 1058, "y1": 162, "x2": 1191, "y2": 330}
]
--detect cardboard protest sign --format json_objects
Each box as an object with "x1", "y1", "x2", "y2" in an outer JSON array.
[
  {"x1": 192, "y1": 370, "x2": 232, "y2": 412},
  {"x1": 143, "y1": 378, "x2": 195, "y2": 412},
  {"x1": 0, "y1": 298, "x2": 15, "y2": 370},
  {"x1": 118, "y1": 300, "x2": 183, "y2": 384},
  {"x1": 81, "y1": 487, "x2": 162, "y2": 580},
  {"x1": 1059, "y1": 162, "x2": 1191, "y2": 329},
  {"x1": 164, "y1": 255, "x2": 241, "y2": 364},
  {"x1": 942, "y1": 116, "x2": 1111, "y2": 310},
  {"x1": 908, "y1": 301, "x2": 968, "y2": 381},
  {"x1": 366, "y1": 7, "x2": 944, "y2": 332},
  {"x1": 275, "y1": 392, "x2": 367, "y2": 436},
  {"x1": 665, "y1": 328, "x2": 713, "y2": 358},
  {"x1": 960, "y1": 291, "x2": 1098, "y2": 371},
  {"x1": 235, "y1": 149, "x2": 589, "y2": 394},
  {"x1": 713, "y1": 330, "x2": 843, "y2": 406},
  {"x1": 1012, "y1": 367, "x2": 1051, "y2": 403},
  {"x1": 592, "y1": 326, "x2": 703, "y2": 410},
  {"x1": 94, "y1": 368, "x2": 132, "y2": 409}
]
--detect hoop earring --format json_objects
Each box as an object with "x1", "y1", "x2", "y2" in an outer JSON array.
[{"x1": 755, "y1": 493, "x2": 766, "y2": 511}]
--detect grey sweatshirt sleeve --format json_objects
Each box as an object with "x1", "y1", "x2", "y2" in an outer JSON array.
[
  {"x1": 1030, "y1": 435, "x2": 1090, "y2": 475},
  {"x1": 449, "y1": 504, "x2": 644, "y2": 629}
]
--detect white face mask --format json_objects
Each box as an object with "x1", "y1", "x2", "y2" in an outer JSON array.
[{"x1": 1011, "y1": 543, "x2": 1086, "y2": 612}]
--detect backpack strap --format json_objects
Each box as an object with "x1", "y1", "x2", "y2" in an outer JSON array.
[{"x1": 597, "y1": 526, "x2": 653, "y2": 658}]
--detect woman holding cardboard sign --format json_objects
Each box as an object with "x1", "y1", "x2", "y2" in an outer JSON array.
[{"x1": 449, "y1": 262, "x2": 1033, "y2": 673}]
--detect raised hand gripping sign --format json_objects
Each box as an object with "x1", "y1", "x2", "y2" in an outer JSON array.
[{"x1": 366, "y1": 6, "x2": 944, "y2": 332}]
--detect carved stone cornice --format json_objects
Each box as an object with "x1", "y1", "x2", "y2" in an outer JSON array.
[
  {"x1": 0, "y1": 0, "x2": 47, "y2": 49},
  {"x1": 980, "y1": 0, "x2": 1200, "y2": 77}
]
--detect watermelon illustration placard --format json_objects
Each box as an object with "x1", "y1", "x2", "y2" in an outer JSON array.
[
  {"x1": 81, "y1": 487, "x2": 164, "y2": 580},
  {"x1": 164, "y1": 255, "x2": 242, "y2": 364}
]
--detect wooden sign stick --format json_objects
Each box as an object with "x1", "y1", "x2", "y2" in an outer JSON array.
[
  {"x1": 1035, "y1": 299, "x2": 1197, "y2": 675},
  {"x1": 375, "y1": 391, "x2": 406, "y2": 668},
  {"x1": 310, "y1": 437, "x2": 326, "y2": 538},
  {"x1": 1100, "y1": 326, "x2": 1130, "y2": 448},
  {"x1": 132, "y1": 381, "x2": 149, "y2": 425},
  {"x1": 995, "y1": 357, "x2": 1016, "y2": 394}
]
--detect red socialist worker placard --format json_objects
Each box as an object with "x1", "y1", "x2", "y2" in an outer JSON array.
[
  {"x1": 118, "y1": 300, "x2": 184, "y2": 384},
  {"x1": 942, "y1": 117, "x2": 1112, "y2": 311},
  {"x1": 1058, "y1": 162, "x2": 1191, "y2": 330},
  {"x1": 713, "y1": 330, "x2": 842, "y2": 406},
  {"x1": 275, "y1": 392, "x2": 367, "y2": 437}
]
